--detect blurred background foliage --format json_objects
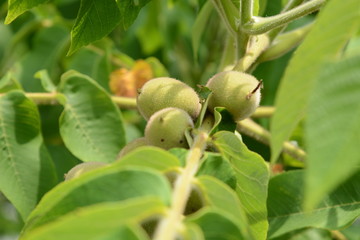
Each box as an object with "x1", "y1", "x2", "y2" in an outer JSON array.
[{"x1": 3, "y1": 0, "x2": 354, "y2": 239}]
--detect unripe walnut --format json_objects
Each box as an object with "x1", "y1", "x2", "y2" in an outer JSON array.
[
  {"x1": 64, "y1": 162, "x2": 108, "y2": 181},
  {"x1": 206, "y1": 71, "x2": 261, "y2": 121},
  {"x1": 117, "y1": 137, "x2": 148, "y2": 159},
  {"x1": 145, "y1": 107, "x2": 194, "y2": 149},
  {"x1": 137, "y1": 77, "x2": 201, "y2": 120}
]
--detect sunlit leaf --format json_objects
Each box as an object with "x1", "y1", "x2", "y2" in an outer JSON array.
[
  {"x1": 115, "y1": 146, "x2": 181, "y2": 172},
  {"x1": 5, "y1": 0, "x2": 49, "y2": 24},
  {"x1": 58, "y1": 70, "x2": 126, "y2": 163},
  {"x1": 22, "y1": 197, "x2": 163, "y2": 240},
  {"x1": 0, "y1": 91, "x2": 57, "y2": 220},
  {"x1": 212, "y1": 131, "x2": 269, "y2": 240},
  {"x1": 267, "y1": 170, "x2": 360, "y2": 238},
  {"x1": 304, "y1": 55, "x2": 360, "y2": 209},
  {"x1": 22, "y1": 167, "x2": 171, "y2": 235},
  {"x1": 270, "y1": 0, "x2": 360, "y2": 163}
]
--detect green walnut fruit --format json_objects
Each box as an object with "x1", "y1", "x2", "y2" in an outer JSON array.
[
  {"x1": 145, "y1": 107, "x2": 194, "y2": 149},
  {"x1": 137, "y1": 77, "x2": 201, "y2": 120},
  {"x1": 64, "y1": 162, "x2": 108, "y2": 181},
  {"x1": 117, "y1": 137, "x2": 148, "y2": 159},
  {"x1": 206, "y1": 71, "x2": 261, "y2": 121}
]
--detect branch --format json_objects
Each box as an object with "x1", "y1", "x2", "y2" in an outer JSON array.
[
  {"x1": 233, "y1": 34, "x2": 270, "y2": 71},
  {"x1": 251, "y1": 106, "x2": 274, "y2": 118},
  {"x1": 242, "y1": 0, "x2": 325, "y2": 35},
  {"x1": 153, "y1": 132, "x2": 209, "y2": 240},
  {"x1": 236, "y1": 118, "x2": 306, "y2": 162}
]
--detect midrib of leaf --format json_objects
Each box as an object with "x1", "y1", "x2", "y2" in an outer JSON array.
[
  {"x1": 63, "y1": 103, "x2": 102, "y2": 158},
  {"x1": 269, "y1": 201, "x2": 360, "y2": 220}
]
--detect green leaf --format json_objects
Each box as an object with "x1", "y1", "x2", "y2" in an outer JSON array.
[
  {"x1": 304, "y1": 55, "x2": 360, "y2": 209},
  {"x1": 197, "y1": 175, "x2": 253, "y2": 239},
  {"x1": 22, "y1": 197, "x2": 163, "y2": 240},
  {"x1": 66, "y1": 39, "x2": 113, "y2": 91},
  {"x1": 145, "y1": 57, "x2": 169, "y2": 78},
  {"x1": 68, "y1": 0, "x2": 121, "y2": 55},
  {"x1": 270, "y1": 228, "x2": 332, "y2": 240},
  {"x1": 5, "y1": 0, "x2": 49, "y2": 24},
  {"x1": 211, "y1": 107, "x2": 237, "y2": 134},
  {"x1": 267, "y1": 170, "x2": 360, "y2": 238},
  {"x1": 182, "y1": 223, "x2": 204, "y2": 240},
  {"x1": 197, "y1": 152, "x2": 237, "y2": 189},
  {"x1": 115, "y1": 146, "x2": 181, "y2": 172},
  {"x1": 135, "y1": 1, "x2": 163, "y2": 54},
  {"x1": 270, "y1": 0, "x2": 360, "y2": 163},
  {"x1": 192, "y1": 1, "x2": 213, "y2": 61},
  {"x1": 116, "y1": 0, "x2": 152, "y2": 30},
  {"x1": 212, "y1": 131, "x2": 269, "y2": 240},
  {"x1": 58, "y1": 70, "x2": 126, "y2": 163},
  {"x1": 187, "y1": 208, "x2": 246, "y2": 240},
  {"x1": 22, "y1": 167, "x2": 171, "y2": 235},
  {"x1": 14, "y1": 25, "x2": 69, "y2": 92},
  {"x1": 0, "y1": 72, "x2": 22, "y2": 93},
  {"x1": 34, "y1": 70, "x2": 56, "y2": 92},
  {"x1": 0, "y1": 91, "x2": 57, "y2": 220}
]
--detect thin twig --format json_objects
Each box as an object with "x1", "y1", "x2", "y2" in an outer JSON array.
[
  {"x1": 237, "y1": 118, "x2": 306, "y2": 162},
  {"x1": 242, "y1": 0, "x2": 325, "y2": 35}
]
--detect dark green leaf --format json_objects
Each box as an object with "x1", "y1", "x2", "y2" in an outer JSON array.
[
  {"x1": 270, "y1": 0, "x2": 360, "y2": 163},
  {"x1": 66, "y1": 41, "x2": 112, "y2": 91},
  {"x1": 211, "y1": 107, "x2": 237, "y2": 134},
  {"x1": 58, "y1": 70, "x2": 126, "y2": 163},
  {"x1": 267, "y1": 170, "x2": 360, "y2": 238},
  {"x1": 22, "y1": 197, "x2": 163, "y2": 240},
  {"x1": 22, "y1": 167, "x2": 171, "y2": 235},
  {"x1": 304, "y1": 55, "x2": 360, "y2": 209},
  {"x1": 212, "y1": 131, "x2": 269, "y2": 240},
  {"x1": 0, "y1": 91, "x2": 57, "y2": 220},
  {"x1": 68, "y1": 0, "x2": 121, "y2": 55},
  {"x1": 5, "y1": 0, "x2": 49, "y2": 24},
  {"x1": 15, "y1": 25, "x2": 69, "y2": 92},
  {"x1": 116, "y1": 0, "x2": 152, "y2": 30}
]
